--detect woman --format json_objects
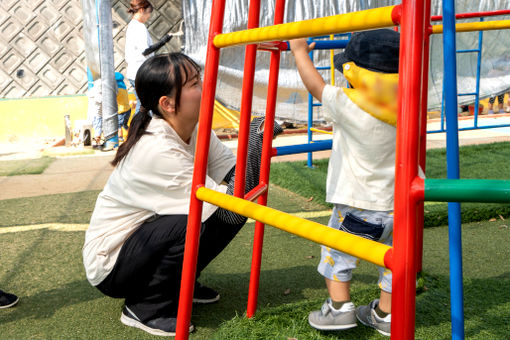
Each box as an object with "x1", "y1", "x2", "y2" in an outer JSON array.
[
  {"x1": 125, "y1": 0, "x2": 173, "y2": 115},
  {"x1": 83, "y1": 53, "x2": 281, "y2": 337}
]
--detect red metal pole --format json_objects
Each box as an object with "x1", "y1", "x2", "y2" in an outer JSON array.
[
  {"x1": 175, "y1": 0, "x2": 225, "y2": 339},
  {"x1": 392, "y1": 0, "x2": 426, "y2": 339},
  {"x1": 431, "y1": 9, "x2": 510, "y2": 21},
  {"x1": 247, "y1": 0, "x2": 286, "y2": 318},
  {"x1": 415, "y1": 0, "x2": 432, "y2": 274},
  {"x1": 233, "y1": 0, "x2": 261, "y2": 198}
]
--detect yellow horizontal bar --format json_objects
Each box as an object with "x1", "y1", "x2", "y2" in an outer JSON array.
[
  {"x1": 310, "y1": 127, "x2": 333, "y2": 135},
  {"x1": 196, "y1": 187, "x2": 391, "y2": 268},
  {"x1": 214, "y1": 5, "x2": 397, "y2": 48},
  {"x1": 432, "y1": 19, "x2": 510, "y2": 34}
]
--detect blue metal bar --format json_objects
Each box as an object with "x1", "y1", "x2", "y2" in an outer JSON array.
[
  {"x1": 282, "y1": 39, "x2": 349, "y2": 51},
  {"x1": 275, "y1": 140, "x2": 332, "y2": 156},
  {"x1": 441, "y1": 84, "x2": 446, "y2": 131},
  {"x1": 316, "y1": 66, "x2": 330, "y2": 70},
  {"x1": 307, "y1": 37, "x2": 314, "y2": 168},
  {"x1": 456, "y1": 49, "x2": 480, "y2": 53},
  {"x1": 428, "y1": 122, "x2": 510, "y2": 134},
  {"x1": 312, "y1": 40, "x2": 348, "y2": 50},
  {"x1": 443, "y1": 1, "x2": 465, "y2": 339},
  {"x1": 458, "y1": 92, "x2": 477, "y2": 96},
  {"x1": 473, "y1": 18, "x2": 484, "y2": 129}
]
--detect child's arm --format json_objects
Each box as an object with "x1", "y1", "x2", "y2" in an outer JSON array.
[{"x1": 289, "y1": 39, "x2": 326, "y2": 102}]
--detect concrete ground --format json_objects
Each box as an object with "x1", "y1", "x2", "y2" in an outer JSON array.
[{"x1": 1, "y1": 114, "x2": 510, "y2": 200}]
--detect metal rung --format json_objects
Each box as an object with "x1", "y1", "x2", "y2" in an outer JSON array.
[{"x1": 456, "y1": 49, "x2": 480, "y2": 53}]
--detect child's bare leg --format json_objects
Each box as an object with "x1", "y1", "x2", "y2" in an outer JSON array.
[
  {"x1": 325, "y1": 278, "x2": 350, "y2": 303},
  {"x1": 378, "y1": 290, "x2": 391, "y2": 314}
]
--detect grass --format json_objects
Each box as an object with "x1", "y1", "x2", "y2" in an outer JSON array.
[
  {"x1": 0, "y1": 148, "x2": 95, "y2": 177},
  {"x1": 270, "y1": 141, "x2": 510, "y2": 227},
  {"x1": 1, "y1": 188, "x2": 510, "y2": 339},
  {"x1": 0, "y1": 156, "x2": 54, "y2": 176},
  {"x1": 2, "y1": 142, "x2": 510, "y2": 339}
]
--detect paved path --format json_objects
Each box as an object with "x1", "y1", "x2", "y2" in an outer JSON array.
[{"x1": 2, "y1": 117, "x2": 510, "y2": 200}]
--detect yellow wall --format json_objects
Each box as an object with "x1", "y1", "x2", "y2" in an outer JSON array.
[
  {"x1": 0, "y1": 95, "x2": 89, "y2": 143},
  {"x1": 0, "y1": 94, "x2": 139, "y2": 143}
]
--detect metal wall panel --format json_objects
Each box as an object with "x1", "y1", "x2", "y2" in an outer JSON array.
[{"x1": 0, "y1": 0, "x2": 183, "y2": 99}]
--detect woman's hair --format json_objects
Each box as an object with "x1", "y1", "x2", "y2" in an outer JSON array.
[
  {"x1": 127, "y1": 0, "x2": 153, "y2": 15},
  {"x1": 111, "y1": 53, "x2": 201, "y2": 167}
]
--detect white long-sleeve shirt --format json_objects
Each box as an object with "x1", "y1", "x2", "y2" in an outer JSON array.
[
  {"x1": 125, "y1": 19, "x2": 153, "y2": 80},
  {"x1": 83, "y1": 117, "x2": 236, "y2": 285},
  {"x1": 321, "y1": 84, "x2": 396, "y2": 211}
]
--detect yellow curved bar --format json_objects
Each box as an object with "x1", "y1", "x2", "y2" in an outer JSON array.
[
  {"x1": 310, "y1": 127, "x2": 333, "y2": 135},
  {"x1": 214, "y1": 6, "x2": 397, "y2": 48},
  {"x1": 196, "y1": 187, "x2": 391, "y2": 268},
  {"x1": 432, "y1": 20, "x2": 510, "y2": 34}
]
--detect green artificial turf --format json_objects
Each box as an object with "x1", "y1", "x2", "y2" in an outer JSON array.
[
  {"x1": 1, "y1": 192, "x2": 509, "y2": 339},
  {"x1": 2, "y1": 141, "x2": 510, "y2": 339},
  {"x1": 0, "y1": 156, "x2": 55, "y2": 176}
]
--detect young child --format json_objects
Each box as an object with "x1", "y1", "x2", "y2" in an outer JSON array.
[
  {"x1": 115, "y1": 72, "x2": 131, "y2": 142},
  {"x1": 290, "y1": 29, "x2": 400, "y2": 337}
]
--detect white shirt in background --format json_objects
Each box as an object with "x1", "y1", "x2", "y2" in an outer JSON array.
[{"x1": 125, "y1": 19, "x2": 153, "y2": 80}]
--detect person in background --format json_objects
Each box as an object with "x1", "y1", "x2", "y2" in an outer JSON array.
[
  {"x1": 115, "y1": 72, "x2": 131, "y2": 143},
  {"x1": 487, "y1": 92, "x2": 510, "y2": 114},
  {"x1": 0, "y1": 289, "x2": 18, "y2": 309},
  {"x1": 290, "y1": 29, "x2": 400, "y2": 337},
  {"x1": 86, "y1": 69, "x2": 103, "y2": 149},
  {"x1": 125, "y1": 0, "x2": 176, "y2": 116}
]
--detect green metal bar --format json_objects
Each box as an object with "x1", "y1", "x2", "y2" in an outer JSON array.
[{"x1": 425, "y1": 179, "x2": 510, "y2": 202}]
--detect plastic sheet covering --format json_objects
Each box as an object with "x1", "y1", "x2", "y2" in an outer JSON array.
[
  {"x1": 81, "y1": 0, "x2": 118, "y2": 142},
  {"x1": 183, "y1": 0, "x2": 510, "y2": 122},
  {"x1": 81, "y1": 0, "x2": 100, "y2": 80}
]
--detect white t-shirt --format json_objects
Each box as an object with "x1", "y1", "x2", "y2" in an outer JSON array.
[
  {"x1": 125, "y1": 19, "x2": 153, "y2": 80},
  {"x1": 83, "y1": 117, "x2": 236, "y2": 285},
  {"x1": 321, "y1": 84, "x2": 396, "y2": 211}
]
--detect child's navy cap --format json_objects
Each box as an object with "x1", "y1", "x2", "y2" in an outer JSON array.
[{"x1": 334, "y1": 29, "x2": 400, "y2": 74}]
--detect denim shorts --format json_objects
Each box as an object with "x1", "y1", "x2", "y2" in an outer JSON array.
[
  {"x1": 118, "y1": 110, "x2": 131, "y2": 130},
  {"x1": 317, "y1": 204, "x2": 394, "y2": 293}
]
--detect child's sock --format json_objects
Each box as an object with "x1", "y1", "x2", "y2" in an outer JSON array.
[
  {"x1": 331, "y1": 300, "x2": 351, "y2": 310},
  {"x1": 375, "y1": 303, "x2": 389, "y2": 319}
]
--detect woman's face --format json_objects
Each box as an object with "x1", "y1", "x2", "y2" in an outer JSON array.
[
  {"x1": 176, "y1": 66, "x2": 202, "y2": 126},
  {"x1": 138, "y1": 7, "x2": 152, "y2": 23}
]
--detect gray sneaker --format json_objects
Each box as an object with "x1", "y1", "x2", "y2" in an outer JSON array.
[
  {"x1": 308, "y1": 298, "x2": 357, "y2": 330},
  {"x1": 355, "y1": 299, "x2": 391, "y2": 336}
]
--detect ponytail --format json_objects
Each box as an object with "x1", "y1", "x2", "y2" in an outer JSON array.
[
  {"x1": 128, "y1": 0, "x2": 153, "y2": 15},
  {"x1": 111, "y1": 107, "x2": 152, "y2": 167},
  {"x1": 111, "y1": 53, "x2": 201, "y2": 167}
]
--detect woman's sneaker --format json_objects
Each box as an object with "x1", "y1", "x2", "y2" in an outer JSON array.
[
  {"x1": 120, "y1": 306, "x2": 194, "y2": 336},
  {"x1": 355, "y1": 299, "x2": 391, "y2": 336},
  {"x1": 0, "y1": 290, "x2": 19, "y2": 309},
  {"x1": 193, "y1": 282, "x2": 220, "y2": 304},
  {"x1": 308, "y1": 298, "x2": 357, "y2": 330}
]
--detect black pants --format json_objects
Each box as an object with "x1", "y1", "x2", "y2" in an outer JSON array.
[{"x1": 96, "y1": 212, "x2": 245, "y2": 321}]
